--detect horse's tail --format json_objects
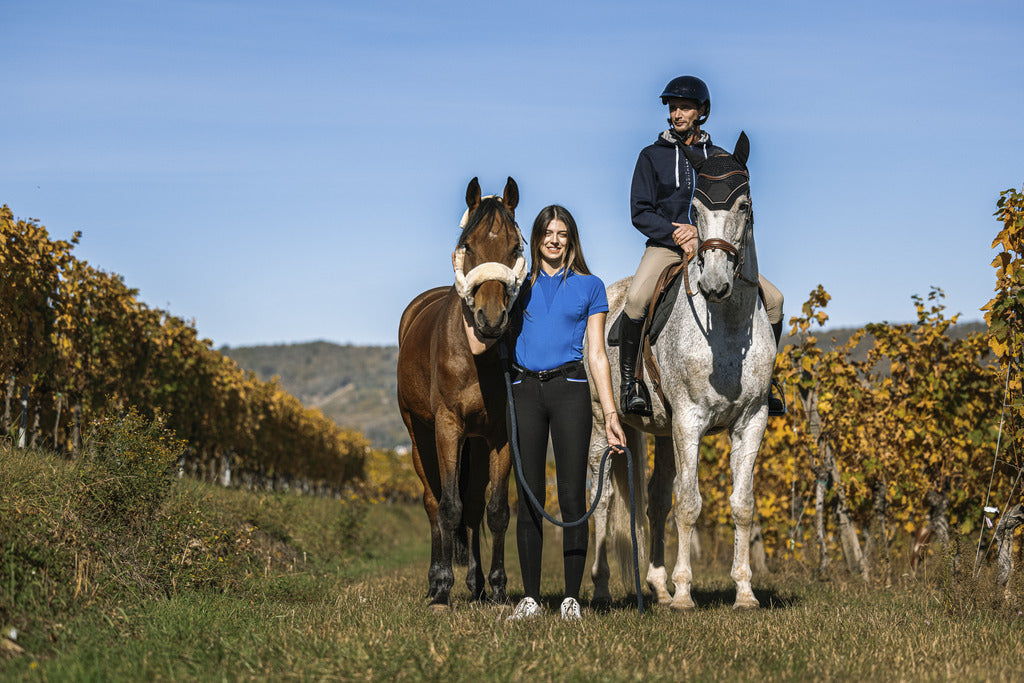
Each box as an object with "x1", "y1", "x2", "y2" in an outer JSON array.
[{"x1": 608, "y1": 429, "x2": 648, "y2": 595}]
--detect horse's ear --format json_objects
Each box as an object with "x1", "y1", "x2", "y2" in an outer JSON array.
[
  {"x1": 734, "y1": 131, "x2": 750, "y2": 168},
  {"x1": 682, "y1": 146, "x2": 706, "y2": 172},
  {"x1": 502, "y1": 177, "x2": 519, "y2": 213},
  {"x1": 466, "y1": 177, "x2": 481, "y2": 212}
]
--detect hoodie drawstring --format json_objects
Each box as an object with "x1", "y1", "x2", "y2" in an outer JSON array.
[{"x1": 675, "y1": 140, "x2": 709, "y2": 189}]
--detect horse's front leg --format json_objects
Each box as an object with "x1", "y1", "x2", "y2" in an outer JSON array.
[
  {"x1": 588, "y1": 419, "x2": 613, "y2": 604},
  {"x1": 646, "y1": 435, "x2": 675, "y2": 605},
  {"x1": 485, "y1": 442, "x2": 511, "y2": 603},
  {"x1": 460, "y1": 439, "x2": 488, "y2": 601},
  {"x1": 431, "y1": 415, "x2": 464, "y2": 610},
  {"x1": 729, "y1": 408, "x2": 768, "y2": 610},
  {"x1": 670, "y1": 416, "x2": 704, "y2": 611},
  {"x1": 425, "y1": 496, "x2": 444, "y2": 601}
]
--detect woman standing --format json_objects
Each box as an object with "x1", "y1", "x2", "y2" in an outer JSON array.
[{"x1": 504, "y1": 205, "x2": 626, "y2": 621}]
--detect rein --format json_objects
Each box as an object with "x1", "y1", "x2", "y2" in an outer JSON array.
[
  {"x1": 681, "y1": 236, "x2": 758, "y2": 297},
  {"x1": 499, "y1": 342, "x2": 646, "y2": 614}
]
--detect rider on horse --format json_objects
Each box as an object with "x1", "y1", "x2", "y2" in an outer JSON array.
[{"x1": 618, "y1": 75, "x2": 786, "y2": 417}]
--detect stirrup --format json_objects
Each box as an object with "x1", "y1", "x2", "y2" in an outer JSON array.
[
  {"x1": 621, "y1": 380, "x2": 653, "y2": 417},
  {"x1": 768, "y1": 379, "x2": 787, "y2": 416}
]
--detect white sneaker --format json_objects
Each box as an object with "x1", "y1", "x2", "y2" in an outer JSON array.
[
  {"x1": 506, "y1": 597, "x2": 542, "y2": 621},
  {"x1": 560, "y1": 597, "x2": 582, "y2": 621}
]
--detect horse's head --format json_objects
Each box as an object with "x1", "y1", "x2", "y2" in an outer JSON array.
[
  {"x1": 683, "y1": 132, "x2": 753, "y2": 303},
  {"x1": 452, "y1": 177, "x2": 526, "y2": 339}
]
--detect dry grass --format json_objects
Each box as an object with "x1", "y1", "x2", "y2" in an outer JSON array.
[{"x1": 4, "y1": 441, "x2": 1024, "y2": 681}]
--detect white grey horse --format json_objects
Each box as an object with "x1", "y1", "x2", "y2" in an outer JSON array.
[{"x1": 587, "y1": 132, "x2": 774, "y2": 610}]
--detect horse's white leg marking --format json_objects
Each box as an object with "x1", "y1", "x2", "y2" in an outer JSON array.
[
  {"x1": 670, "y1": 413, "x2": 703, "y2": 611},
  {"x1": 588, "y1": 421, "x2": 613, "y2": 602},
  {"x1": 646, "y1": 435, "x2": 674, "y2": 604},
  {"x1": 729, "y1": 407, "x2": 767, "y2": 610}
]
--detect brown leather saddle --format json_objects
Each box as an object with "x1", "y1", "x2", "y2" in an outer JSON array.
[
  {"x1": 607, "y1": 259, "x2": 690, "y2": 412},
  {"x1": 615, "y1": 257, "x2": 767, "y2": 413}
]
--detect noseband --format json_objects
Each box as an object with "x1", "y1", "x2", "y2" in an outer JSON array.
[
  {"x1": 452, "y1": 238, "x2": 528, "y2": 310},
  {"x1": 452, "y1": 201, "x2": 527, "y2": 312}
]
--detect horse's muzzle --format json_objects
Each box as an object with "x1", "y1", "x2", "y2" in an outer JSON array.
[
  {"x1": 699, "y1": 279, "x2": 733, "y2": 303},
  {"x1": 474, "y1": 307, "x2": 508, "y2": 339}
]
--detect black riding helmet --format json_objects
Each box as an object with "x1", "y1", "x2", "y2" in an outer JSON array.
[{"x1": 660, "y1": 75, "x2": 710, "y2": 124}]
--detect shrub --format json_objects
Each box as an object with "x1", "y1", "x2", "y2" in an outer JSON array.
[
  {"x1": 940, "y1": 534, "x2": 1024, "y2": 619},
  {"x1": 80, "y1": 408, "x2": 185, "y2": 529},
  {"x1": 362, "y1": 448, "x2": 422, "y2": 504}
]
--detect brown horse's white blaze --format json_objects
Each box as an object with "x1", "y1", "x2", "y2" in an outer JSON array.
[{"x1": 397, "y1": 176, "x2": 523, "y2": 610}]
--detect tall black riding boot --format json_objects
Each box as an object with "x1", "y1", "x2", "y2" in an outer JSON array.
[
  {"x1": 768, "y1": 319, "x2": 787, "y2": 416},
  {"x1": 619, "y1": 315, "x2": 652, "y2": 417}
]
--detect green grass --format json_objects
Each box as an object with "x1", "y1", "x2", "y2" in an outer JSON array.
[
  {"x1": 4, "y1": 440, "x2": 1024, "y2": 681},
  {"x1": 17, "y1": 560, "x2": 1024, "y2": 681}
]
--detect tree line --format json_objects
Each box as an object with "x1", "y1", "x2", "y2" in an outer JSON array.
[
  {"x1": 6, "y1": 186, "x2": 1024, "y2": 579},
  {"x1": 1, "y1": 205, "x2": 365, "y2": 493}
]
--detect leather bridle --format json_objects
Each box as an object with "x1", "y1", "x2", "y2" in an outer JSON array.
[{"x1": 683, "y1": 168, "x2": 757, "y2": 296}]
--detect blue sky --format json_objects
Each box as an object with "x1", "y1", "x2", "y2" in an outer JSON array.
[{"x1": 3, "y1": 0, "x2": 1022, "y2": 347}]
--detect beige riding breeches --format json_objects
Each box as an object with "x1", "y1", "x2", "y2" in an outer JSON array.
[{"x1": 623, "y1": 244, "x2": 784, "y2": 325}]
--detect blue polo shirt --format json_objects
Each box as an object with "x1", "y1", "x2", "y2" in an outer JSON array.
[{"x1": 512, "y1": 268, "x2": 609, "y2": 372}]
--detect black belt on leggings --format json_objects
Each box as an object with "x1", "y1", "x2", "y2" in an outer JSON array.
[{"x1": 512, "y1": 360, "x2": 584, "y2": 382}]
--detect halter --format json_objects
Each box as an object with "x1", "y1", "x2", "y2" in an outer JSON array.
[
  {"x1": 452, "y1": 197, "x2": 528, "y2": 311},
  {"x1": 683, "y1": 168, "x2": 757, "y2": 296}
]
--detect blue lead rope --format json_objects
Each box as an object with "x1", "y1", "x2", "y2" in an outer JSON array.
[{"x1": 499, "y1": 343, "x2": 645, "y2": 615}]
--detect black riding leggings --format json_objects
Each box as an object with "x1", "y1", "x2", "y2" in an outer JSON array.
[{"x1": 512, "y1": 372, "x2": 592, "y2": 602}]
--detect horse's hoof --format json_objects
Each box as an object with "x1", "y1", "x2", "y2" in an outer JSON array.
[
  {"x1": 649, "y1": 586, "x2": 673, "y2": 605},
  {"x1": 428, "y1": 602, "x2": 452, "y2": 614},
  {"x1": 669, "y1": 600, "x2": 696, "y2": 612}
]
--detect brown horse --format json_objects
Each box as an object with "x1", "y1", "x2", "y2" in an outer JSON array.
[{"x1": 397, "y1": 177, "x2": 524, "y2": 609}]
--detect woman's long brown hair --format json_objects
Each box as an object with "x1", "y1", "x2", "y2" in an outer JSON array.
[{"x1": 528, "y1": 205, "x2": 592, "y2": 285}]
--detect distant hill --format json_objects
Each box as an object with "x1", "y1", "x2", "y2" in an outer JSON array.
[
  {"x1": 221, "y1": 342, "x2": 405, "y2": 450},
  {"x1": 222, "y1": 319, "x2": 988, "y2": 451}
]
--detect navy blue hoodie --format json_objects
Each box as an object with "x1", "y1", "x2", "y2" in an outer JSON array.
[{"x1": 630, "y1": 130, "x2": 725, "y2": 249}]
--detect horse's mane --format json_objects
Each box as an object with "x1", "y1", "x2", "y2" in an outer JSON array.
[{"x1": 457, "y1": 197, "x2": 514, "y2": 246}]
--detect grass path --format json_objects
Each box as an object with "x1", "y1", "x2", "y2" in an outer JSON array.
[{"x1": 6, "y1": 496, "x2": 1024, "y2": 681}]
